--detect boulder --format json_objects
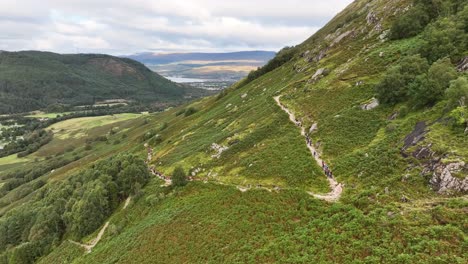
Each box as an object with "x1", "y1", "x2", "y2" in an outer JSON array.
[
  {"x1": 309, "y1": 123, "x2": 318, "y2": 133},
  {"x1": 331, "y1": 30, "x2": 354, "y2": 47},
  {"x1": 457, "y1": 56, "x2": 468, "y2": 72},
  {"x1": 312, "y1": 68, "x2": 326, "y2": 80},
  {"x1": 430, "y1": 162, "x2": 468, "y2": 194},
  {"x1": 361, "y1": 98, "x2": 379, "y2": 110}
]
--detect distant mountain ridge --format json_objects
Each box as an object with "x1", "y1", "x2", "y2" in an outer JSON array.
[{"x1": 125, "y1": 51, "x2": 276, "y2": 65}]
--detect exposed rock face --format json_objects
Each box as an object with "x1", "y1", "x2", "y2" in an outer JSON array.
[
  {"x1": 457, "y1": 56, "x2": 468, "y2": 72},
  {"x1": 211, "y1": 143, "x2": 228, "y2": 159},
  {"x1": 309, "y1": 123, "x2": 318, "y2": 133},
  {"x1": 331, "y1": 30, "x2": 355, "y2": 47},
  {"x1": 361, "y1": 98, "x2": 379, "y2": 110},
  {"x1": 366, "y1": 11, "x2": 382, "y2": 33},
  {"x1": 401, "y1": 122, "x2": 427, "y2": 154},
  {"x1": 366, "y1": 11, "x2": 379, "y2": 25},
  {"x1": 430, "y1": 162, "x2": 468, "y2": 194},
  {"x1": 404, "y1": 141, "x2": 467, "y2": 194},
  {"x1": 311, "y1": 68, "x2": 326, "y2": 81}
]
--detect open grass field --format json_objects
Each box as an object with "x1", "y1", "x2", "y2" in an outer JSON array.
[{"x1": 48, "y1": 113, "x2": 143, "y2": 139}]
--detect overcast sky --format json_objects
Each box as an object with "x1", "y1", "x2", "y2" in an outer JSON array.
[{"x1": 0, "y1": 0, "x2": 353, "y2": 55}]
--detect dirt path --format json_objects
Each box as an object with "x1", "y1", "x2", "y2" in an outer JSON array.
[
  {"x1": 69, "y1": 221, "x2": 110, "y2": 253},
  {"x1": 274, "y1": 96, "x2": 343, "y2": 202},
  {"x1": 69, "y1": 194, "x2": 133, "y2": 253},
  {"x1": 123, "y1": 196, "x2": 131, "y2": 210},
  {"x1": 145, "y1": 144, "x2": 172, "y2": 186},
  {"x1": 145, "y1": 118, "x2": 341, "y2": 201}
]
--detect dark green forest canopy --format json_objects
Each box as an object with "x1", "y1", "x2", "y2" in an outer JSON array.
[{"x1": 0, "y1": 153, "x2": 150, "y2": 263}]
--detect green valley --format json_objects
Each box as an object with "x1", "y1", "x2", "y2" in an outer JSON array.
[{"x1": 0, "y1": 0, "x2": 467, "y2": 263}]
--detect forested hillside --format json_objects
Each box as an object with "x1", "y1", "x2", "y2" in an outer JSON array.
[
  {"x1": 0, "y1": 0, "x2": 466, "y2": 263},
  {"x1": 0, "y1": 51, "x2": 207, "y2": 113}
]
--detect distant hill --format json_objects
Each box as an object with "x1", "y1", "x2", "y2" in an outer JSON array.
[
  {"x1": 125, "y1": 51, "x2": 276, "y2": 65},
  {"x1": 0, "y1": 51, "x2": 206, "y2": 113},
  {"x1": 125, "y1": 51, "x2": 277, "y2": 85}
]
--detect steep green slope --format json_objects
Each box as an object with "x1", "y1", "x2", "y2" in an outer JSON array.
[
  {"x1": 1, "y1": 0, "x2": 467, "y2": 263},
  {"x1": 0, "y1": 51, "x2": 207, "y2": 113}
]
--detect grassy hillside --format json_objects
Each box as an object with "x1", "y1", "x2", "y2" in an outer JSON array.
[
  {"x1": 0, "y1": 51, "x2": 207, "y2": 113},
  {"x1": 0, "y1": 0, "x2": 467, "y2": 263}
]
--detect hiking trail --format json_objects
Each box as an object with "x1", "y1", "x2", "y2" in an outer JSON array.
[
  {"x1": 69, "y1": 196, "x2": 132, "y2": 253},
  {"x1": 274, "y1": 95, "x2": 343, "y2": 202}
]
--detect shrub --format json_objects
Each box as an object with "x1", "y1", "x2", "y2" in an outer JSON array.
[
  {"x1": 171, "y1": 166, "x2": 187, "y2": 187},
  {"x1": 408, "y1": 58, "x2": 457, "y2": 108},
  {"x1": 184, "y1": 107, "x2": 197, "y2": 117},
  {"x1": 389, "y1": 5, "x2": 431, "y2": 39},
  {"x1": 175, "y1": 109, "x2": 185, "y2": 116},
  {"x1": 159, "y1": 122, "x2": 168, "y2": 131},
  {"x1": 375, "y1": 55, "x2": 429, "y2": 105},
  {"x1": 419, "y1": 18, "x2": 466, "y2": 63},
  {"x1": 399, "y1": 105, "x2": 409, "y2": 117},
  {"x1": 445, "y1": 77, "x2": 468, "y2": 109}
]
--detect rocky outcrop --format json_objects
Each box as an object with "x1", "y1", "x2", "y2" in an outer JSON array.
[
  {"x1": 361, "y1": 98, "x2": 379, "y2": 110},
  {"x1": 430, "y1": 162, "x2": 468, "y2": 194},
  {"x1": 211, "y1": 143, "x2": 228, "y2": 159},
  {"x1": 309, "y1": 123, "x2": 318, "y2": 133},
  {"x1": 310, "y1": 68, "x2": 327, "y2": 82},
  {"x1": 405, "y1": 142, "x2": 467, "y2": 194},
  {"x1": 401, "y1": 122, "x2": 427, "y2": 154},
  {"x1": 331, "y1": 30, "x2": 355, "y2": 47},
  {"x1": 457, "y1": 56, "x2": 468, "y2": 72},
  {"x1": 366, "y1": 11, "x2": 382, "y2": 33}
]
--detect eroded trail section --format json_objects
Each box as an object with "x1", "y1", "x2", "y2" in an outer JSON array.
[
  {"x1": 69, "y1": 222, "x2": 110, "y2": 253},
  {"x1": 69, "y1": 195, "x2": 133, "y2": 253},
  {"x1": 274, "y1": 96, "x2": 343, "y2": 202},
  {"x1": 145, "y1": 143, "x2": 172, "y2": 186}
]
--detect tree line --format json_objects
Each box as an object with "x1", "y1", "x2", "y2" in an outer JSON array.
[{"x1": 0, "y1": 153, "x2": 150, "y2": 264}]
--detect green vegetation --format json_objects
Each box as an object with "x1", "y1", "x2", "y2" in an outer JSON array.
[
  {"x1": 0, "y1": 51, "x2": 208, "y2": 114},
  {"x1": 40, "y1": 183, "x2": 467, "y2": 264},
  {"x1": 242, "y1": 46, "x2": 297, "y2": 86},
  {"x1": 376, "y1": 56, "x2": 459, "y2": 109},
  {"x1": 171, "y1": 166, "x2": 187, "y2": 187},
  {"x1": 0, "y1": 0, "x2": 467, "y2": 263},
  {"x1": 0, "y1": 153, "x2": 149, "y2": 263}
]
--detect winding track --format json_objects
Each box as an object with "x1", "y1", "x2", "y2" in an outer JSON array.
[
  {"x1": 274, "y1": 96, "x2": 343, "y2": 202},
  {"x1": 147, "y1": 97, "x2": 343, "y2": 202},
  {"x1": 69, "y1": 197, "x2": 132, "y2": 253}
]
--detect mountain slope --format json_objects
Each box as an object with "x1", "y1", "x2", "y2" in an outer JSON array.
[
  {"x1": 1, "y1": 0, "x2": 467, "y2": 263},
  {"x1": 0, "y1": 51, "x2": 206, "y2": 113}
]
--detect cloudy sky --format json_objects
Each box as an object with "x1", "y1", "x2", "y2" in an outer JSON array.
[{"x1": 1, "y1": 0, "x2": 353, "y2": 55}]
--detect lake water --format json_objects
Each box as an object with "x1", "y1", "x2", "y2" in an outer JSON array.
[{"x1": 165, "y1": 76, "x2": 211, "y2": 83}]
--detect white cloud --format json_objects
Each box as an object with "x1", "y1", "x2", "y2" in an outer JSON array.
[{"x1": 0, "y1": 0, "x2": 354, "y2": 54}]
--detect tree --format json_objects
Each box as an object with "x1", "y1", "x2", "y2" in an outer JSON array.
[
  {"x1": 446, "y1": 77, "x2": 468, "y2": 109},
  {"x1": 408, "y1": 58, "x2": 458, "y2": 107},
  {"x1": 389, "y1": 5, "x2": 430, "y2": 39},
  {"x1": 171, "y1": 166, "x2": 187, "y2": 187},
  {"x1": 375, "y1": 55, "x2": 429, "y2": 105},
  {"x1": 419, "y1": 18, "x2": 466, "y2": 63}
]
